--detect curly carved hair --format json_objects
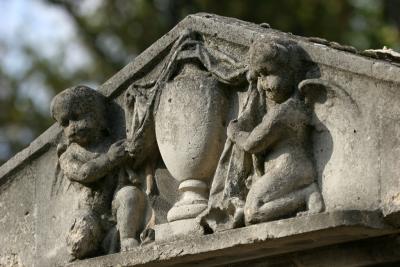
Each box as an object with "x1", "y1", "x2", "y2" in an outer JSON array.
[
  {"x1": 50, "y1": 85, "x2": 108, "y2": 131},
  {"x1": 247, "y1": 39, "x2": 302, "y2": 83}
]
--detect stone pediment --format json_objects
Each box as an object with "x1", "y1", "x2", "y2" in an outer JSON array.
[{"x1": 1, "y1": 13, "x2": 400, "y2": 267}]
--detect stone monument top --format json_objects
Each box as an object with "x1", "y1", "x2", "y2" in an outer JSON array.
[{"x1": 1, "y1": 13, "x2": 400, "y2": 267}]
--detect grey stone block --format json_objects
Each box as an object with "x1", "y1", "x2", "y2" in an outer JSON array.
[
  {"x1": 1, "y1": 13, "x2": 400, "y2": 267},
  {"x1": 155, "y1": 218, "x2": 204, "y2": 242}
]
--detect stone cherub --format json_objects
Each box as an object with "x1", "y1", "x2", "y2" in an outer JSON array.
[
  {"x1": 51, "y1": 86, "x2": 149, "y2": 259},
  {"x1": 227, "y1": 40, "x2": 324, "y2": 225}
]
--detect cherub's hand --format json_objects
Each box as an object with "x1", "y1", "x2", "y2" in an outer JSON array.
[
  {"x1": 126, "y1": 138, "x2": 144, "y2": 159},
  {"x1": 108, "y1": 140, "x2": 128, "y2": 163},
  {"x1": 227, "y1": 119, "x2": 251, "y2": 150}
]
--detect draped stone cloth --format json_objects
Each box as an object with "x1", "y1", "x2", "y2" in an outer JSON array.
[
  {"x1": 125, "y1": 30, "x2": 251, "y2": 232},
  {"x1": 126, "y1": 30, "x2": 248, "y2": 152},
  {"x1": 199, "y1": 85, "x2": 267, "y2": 232}
]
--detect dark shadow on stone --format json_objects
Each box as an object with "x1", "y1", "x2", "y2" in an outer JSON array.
[{"x1": 300, "y1": 53, "x2": 334, "y2": 198}]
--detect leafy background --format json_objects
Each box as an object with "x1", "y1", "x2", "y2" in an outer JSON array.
[{"x1": 1, "y1": 0, "x2": 399, "y2": 165}]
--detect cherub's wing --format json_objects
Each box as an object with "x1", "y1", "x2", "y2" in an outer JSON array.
[
  {"x1": 298, "y1": 78, "x2": 362, "y2": 209},
  {"x1": 299, "y1": 78, "x2": 360, "y2": 133}
]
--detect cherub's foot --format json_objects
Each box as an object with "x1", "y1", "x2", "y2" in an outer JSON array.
[
  {"x1": 307, "y1": 190, "x2": 324, "y2": 213},
  {"x1": 120, "y1": 238, "x2": 140, "y2": 252},
  {"x1": 296, "y1": 183, "x2": 324, "y2": 217},
  {"x1": 297, "y1": 184, "x2": 324, "y2": 217}
]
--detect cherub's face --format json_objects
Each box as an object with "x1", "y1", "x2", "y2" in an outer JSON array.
[
  {"x1": 55, "y1": 105, "x2": 101, "y2": 146},
  {"x1": 249, "y1": 41, "x2": 295, "y2": 103},
  {"x1": 257, "y1": 64, "x2": 294, "y2": 103}
]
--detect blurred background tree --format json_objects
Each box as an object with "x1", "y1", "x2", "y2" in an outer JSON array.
[{"x1": 1, "y1": 0, "x2": 399, "y2": 165}]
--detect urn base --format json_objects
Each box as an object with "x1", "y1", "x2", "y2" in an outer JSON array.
[{"x1": 167, "y1": 179, "x2": 208, "y2": 222}]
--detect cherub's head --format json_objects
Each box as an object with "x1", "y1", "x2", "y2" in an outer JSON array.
[
  {"x1": 51, "y1": 85, "x2": 108, "y2": 147},
  {"x1": 248, "y1": 41, "x2": 297, "y2": 103}
]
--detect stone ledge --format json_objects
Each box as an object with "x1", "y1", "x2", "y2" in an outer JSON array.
[
  {"x1": 68, "y1": 210, "x2": 399, "y2": 267},
  {"x1": 221, "y1": 235, "x2": 400, "y2": 267}
]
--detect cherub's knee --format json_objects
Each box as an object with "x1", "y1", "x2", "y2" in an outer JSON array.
[{"x1": 114, "y1": 186, "x2": 143, "y2": 206}]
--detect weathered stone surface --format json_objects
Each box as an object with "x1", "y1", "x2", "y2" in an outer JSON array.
[
  {"x1": 1, "y1": 13, "x2": 400, "y2": 267},
  {"x1": 0, "y1": 166, "x2": 35, "y2": 266},
  {"x1": 227, "y1": 236, "x2": 400, "y2": 267},
  {"x1": 67, "y1": 211, "x2": 399, "y2": 267},
  {"x1": 155, "y1": 218, "x2": 204, "y2": 242}
]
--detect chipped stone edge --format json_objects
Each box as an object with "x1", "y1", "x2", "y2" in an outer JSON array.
[
  {"x1": 67, "y1": 210, "x2": 398, "y2": 267},
  {"x1": 0, "y1": 124, "x2": 59, "y2": 187},
  {"x1": 1, "y1": 12, "x2": 400, "y2": 186}
]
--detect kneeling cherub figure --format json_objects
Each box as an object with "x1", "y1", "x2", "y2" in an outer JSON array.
[
  {"x1": 51, "y1": 86, "x2": 148, "y2": 259},
  {"x1": 228, "y1": 41, "x2": 324, "y2": 225}
]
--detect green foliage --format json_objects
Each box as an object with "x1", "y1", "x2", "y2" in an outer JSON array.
[{"x1": 0, "y1": 0, "x2": 399, "y2": 165}]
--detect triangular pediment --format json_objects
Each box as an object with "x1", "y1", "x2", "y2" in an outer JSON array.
[
  {"x1": 2, "y1": 13, "x2": 400, "y2": 183},
  {"x1": 2, "y1": 13, "x2": 400, "y2": 267}
]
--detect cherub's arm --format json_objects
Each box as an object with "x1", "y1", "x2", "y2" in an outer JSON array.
[
  {"x1": 242, "y1": 109, "x2": 283, "y2": 154},
  {"x1": 229, "y1": 104, "x2": 287, "y2": 154},
  {"x1": 60, "y1": 141, "x2": 127, "y2": 184},
  {"x1": 243, "y1": 100, "x2": 309, "y2": 154}
]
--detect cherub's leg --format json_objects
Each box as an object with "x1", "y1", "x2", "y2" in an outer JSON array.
[
  {"x1": 245, "y1": 179, "x2": 323, "y2": 225},
  {"x1": 245, "y1": 185, "x2": 304, "y2": 225},
  {"x1": 113, "y1": 186, "x2": 146, "y2": 252},
  {"x1": 244, "y1": 170, "x2": 314, "y2": 225}
]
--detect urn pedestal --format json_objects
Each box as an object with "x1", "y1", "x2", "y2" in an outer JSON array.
[{"x1": 155, "y1": 63, "x2": 227, "y2": 223}]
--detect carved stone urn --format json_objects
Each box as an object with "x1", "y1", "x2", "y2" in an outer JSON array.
[{"x1": 155, "y1": 62, "x2": 228, "y2": 222}]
